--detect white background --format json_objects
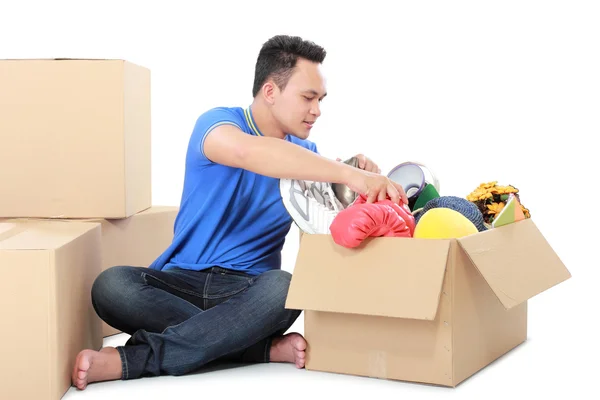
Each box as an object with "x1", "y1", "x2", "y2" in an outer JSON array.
[{"x1": 2, "y1": 0, "x2": 599, "y2": 399}]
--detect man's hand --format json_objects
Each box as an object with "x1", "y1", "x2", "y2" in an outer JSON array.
[
  {"x1": 344, "y1": 168, "x2": 409, "y2": 205},
  {"x1": 355, "y1": 153, "x2": 381, "y2": 174},
  {"x1": 337, "y1": 153, "x2": 405, "y2": 204},
  {"x1": 337, "y1": 154, "x2": 381, "y2": 174}
]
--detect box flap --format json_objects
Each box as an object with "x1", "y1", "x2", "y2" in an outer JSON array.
[
  {"x1": 457, "y1": 218, "x2": 571, "y2": 309},
  {"x1": 286, "y1": 234, "x2": 450, "y2": 320},
  {"x1": 0, "y1": 221, "x2": 99, "y2": 250}
]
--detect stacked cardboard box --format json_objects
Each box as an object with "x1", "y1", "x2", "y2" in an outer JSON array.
[{"x1": 0, "y1": 59, "x2": 179, "y2": 399}]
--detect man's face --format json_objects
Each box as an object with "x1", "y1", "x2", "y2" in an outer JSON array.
[{"x1": 271, "y1": 58, "x2": 327, "y2": 140}]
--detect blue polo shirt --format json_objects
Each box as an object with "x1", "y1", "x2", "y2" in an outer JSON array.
[{"x1": 149, "y1": 106, "x2": 319, "y2": 276}]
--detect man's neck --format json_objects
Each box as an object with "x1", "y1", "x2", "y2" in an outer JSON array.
[{"x1": 249, "y1": 100, "x2": 286, "y2": 139}]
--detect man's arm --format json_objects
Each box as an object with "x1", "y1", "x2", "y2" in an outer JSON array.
[
  {"x1": 204, "y1": 125, "x2": 354, "y2": 184},
  {"x1": 203, "y1": 124, "x2": 408, "y2": 204}
]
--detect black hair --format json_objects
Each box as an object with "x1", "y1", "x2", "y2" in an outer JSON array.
[{"x1": 252, "y1": 35, "x2": 326, "y2": 97}]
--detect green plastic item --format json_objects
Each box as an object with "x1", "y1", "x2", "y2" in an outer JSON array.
[{"x1": 412, "y1": 183, "x2": 440, "y2": 211}]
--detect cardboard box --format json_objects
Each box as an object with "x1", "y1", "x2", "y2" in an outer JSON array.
[
  {"x1": 0, "y1": 220, "x2": 103, "y2": 400},
  {"x1": 0, "y1": 58, "x2": 151, "y2": 218},
  {"x1": 286, "y1": 218, "x2": 571, "y2": 387},
  {"x1": 2, "y1": 206, "x2": 180, "y2": 337}
]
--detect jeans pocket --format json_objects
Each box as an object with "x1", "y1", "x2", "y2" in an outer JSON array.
[
  {"x1": 141, "y1": 272, "x2": 207, "y2": 310},
  {"x1": 205, "y1": 272, "x2": 252, "y2": 300}
]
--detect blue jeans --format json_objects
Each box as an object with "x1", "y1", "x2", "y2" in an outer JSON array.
[{"x1": 91, "y1": 265, "x2": 301, "y2": 380}]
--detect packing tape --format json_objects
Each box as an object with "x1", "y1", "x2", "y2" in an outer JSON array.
[{"x1": 367, "y1": 350, "x2": 388, "y2": 379}]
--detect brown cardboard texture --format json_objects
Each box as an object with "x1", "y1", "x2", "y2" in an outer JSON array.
[
  {"x1": 2, "y1": 206, "x2": 180, "y2": 337},
  {"x1": 286, "y1": 218, "x2": 571, "y2": 387},
  {"x1": 0, "y1": 58, "x2": 151, "y2": 218},
  {"x1": 0, "y1": 220, "x2": 103, "y2": 400}
]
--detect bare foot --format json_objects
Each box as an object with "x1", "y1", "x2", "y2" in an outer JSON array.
[
  {"x1": 269, "y1": 332, "x2": 307, "y2": 368},
  {"x1": 72, "y1": 347, "x2": 123, "y2": 390}
]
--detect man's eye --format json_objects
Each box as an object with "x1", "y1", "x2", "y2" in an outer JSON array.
[{"x1": 304, "y1": 96, "x2": 314, "y2": 101}]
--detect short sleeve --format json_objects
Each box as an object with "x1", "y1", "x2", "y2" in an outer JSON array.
[
  {"x1": 302, "y1": 139, "x2": 320, "y2": 155},
  {"x1": 311, "y1": 142, "x2": 320, "y2": 154},
  {"x1": 190, "y1": 107, "x2": 245, "y2": 165},
  {"x1": 286, "y1": 135, "x2": 320, "y2": 155}
]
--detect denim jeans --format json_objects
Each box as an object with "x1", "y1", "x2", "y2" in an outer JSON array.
[{"x1": 91, "y1": 265, "x2": 301, "y2": 380}]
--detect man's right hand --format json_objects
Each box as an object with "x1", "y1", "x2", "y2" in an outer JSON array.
[{"x1": 344, "y1": 168, "x2": 408, "y2": 206}]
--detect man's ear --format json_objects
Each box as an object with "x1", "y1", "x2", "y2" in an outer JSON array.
[{"x1": 262, "y1": 81, "x2": 277, "y2": 105}]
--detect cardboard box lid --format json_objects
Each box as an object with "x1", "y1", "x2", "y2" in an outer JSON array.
[
  {"x1": 0, "y1": 58, "x2": 146, "y2": 71},
  {"x1": 0, "y1": 58, "x2": 125, "y2": 61},
  {"x1": 457, "y1": 218, "x2": 571, "y2": 309},
  {"x1": 0, "y1": 221, "x2": 98, "y2": 251},
  {"x1": 0, "y1": 206, "x2": 177, "y2": 224},
  {"x1": 286, "y1": 234, "x2": 451, "y2": 320}
]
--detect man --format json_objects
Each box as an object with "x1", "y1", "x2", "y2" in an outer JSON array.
[{"x1": 72, "y1": 34, "x2": 407, "y2": 389}]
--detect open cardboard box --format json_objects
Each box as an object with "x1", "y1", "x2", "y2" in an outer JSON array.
[{"x1": 285, "y1": 218, "x2": 571, "y2": 387}]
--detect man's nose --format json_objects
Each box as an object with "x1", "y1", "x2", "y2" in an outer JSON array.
[{"x1": 311, "y1": 102, "x2": 321, "y2": 117}]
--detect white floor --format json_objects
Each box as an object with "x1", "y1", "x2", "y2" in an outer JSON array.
[{"x1": 62, "y1": 293, "x2": 597, "y2": 400}]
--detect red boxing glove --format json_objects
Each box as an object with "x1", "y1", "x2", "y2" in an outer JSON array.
[
  {"x1": 353, "y1": 194, "x2": 416, "y2": 236},
  {"x1": 330, "y1": 201, "x2": 412, "y2": 248}
]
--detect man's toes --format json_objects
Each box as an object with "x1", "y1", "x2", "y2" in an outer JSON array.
[
  {"x1": 294, "y1": 347, "x2": 306, "y2": 369},
  {"x1": 72, "y1": 352, "x2": 83, "y2": 384},
  {"x1": 79, "y1": 353, "x2": 91, "y2": 371},
  {"x1": 291, "y1": 337, "x2": 307, "y2": 351}
]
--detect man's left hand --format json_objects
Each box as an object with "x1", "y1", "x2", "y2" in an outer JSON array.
[{"x1": 339, "y1": 154, "x2": 380, "y2": 174}]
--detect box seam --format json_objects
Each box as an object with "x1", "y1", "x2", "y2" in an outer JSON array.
[
  {"x1": 122, "y1": 61, "x2": 128, "y2": 217},
  {"x1": 48, "y1": 250, "x2": 56, "y2": 397},
  {"x1": 450, "y1": 240, "x2": 457, "y2": 386},
  {"x1": 456, "y1": 240, "x2": 509, "y2": 310}
]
